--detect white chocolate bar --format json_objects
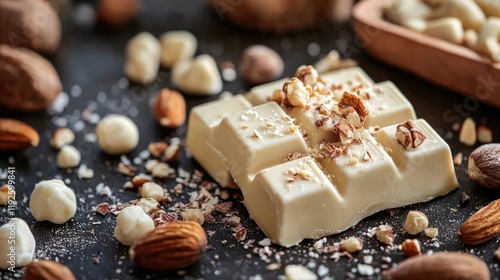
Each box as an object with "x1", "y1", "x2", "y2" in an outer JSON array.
[{"x1": 186, "y1": 66, "x2": 458, "y2": 247}]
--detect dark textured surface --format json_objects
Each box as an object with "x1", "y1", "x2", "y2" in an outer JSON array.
[{"x1": 1, "y1": 0, "x2": 500, "y2": 279}]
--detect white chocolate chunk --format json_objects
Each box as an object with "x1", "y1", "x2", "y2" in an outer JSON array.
[
  {"x1": 160, "y1": 30, "x2": 197, "y2": 68},
  {"x1": 30, "y1": 179, "x2": 77, "y2": 224},
  {"x1": 57, "y1": 145, "x2": 81, "y2": 168},
  {"x1": 114, "y1": 205, "x2": 154, "y2": 246},
  {"x1": 172, "y1": 54, "x2": 222, "y2": 95},
  {"x1": 124, "y1": 32, "x2": 161, "y2": 84},
  {"x1": 96, "y1": 114, "x2": 139, "y2": 155},
  {"x1": 186, "y1": 95, "x2": 252, "y2": 187},
  {"x1": 0, "y1": 218, "x2": 35, "y2": 269}
]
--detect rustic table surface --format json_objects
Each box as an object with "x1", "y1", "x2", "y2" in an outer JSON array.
[{"x1": 1, "y1": 0, "x2": 500, "y2": 279}]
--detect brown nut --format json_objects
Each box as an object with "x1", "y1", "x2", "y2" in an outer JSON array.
[
  {"x1": 96, "y1": 0, "x2": 140, "y2": 27},
  {"x1": 382, "y1": 252, "x2": 490, "y2": 280},
  {"x1": 129, "y1": 221, "x2": 207, "y2": 270},
  {"x1": 458, "y1": 198, "x2": 500, "y2": 245},
  {"x1": 152, "y1": 88, "x2": 186, "y2": 128},
  {"x1": 0, "y1": 45, "x2": 62, "y2": 112},
  {"x1": 0, "y1": 118, "x2": 39, "y2": 151},
  {"x1": 0, "y1": 0, "x2": 61, "y2": 53},
  {"x1": 23, "y1": 260, "x2": 76, "y2": 280},
  {"x1": 239, "y1": 45, "x2": 284, "y2": 85},
  {"x1": 468, "y1": 143, "x2": 500, "y2": 188}
]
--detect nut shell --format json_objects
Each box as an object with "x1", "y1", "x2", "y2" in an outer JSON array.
[
  {"x1": 382, "y1": 252, "x2": 489, "y2": 280},
  {"x1": 0, "y1": 118, "x2": 39, "y2": 151},
  {"x1": 0, "y1": 45, "x2": 62, "y2": 112},
  {"x1": 468, "y1": 143, "x2": 500, "y2": 188},
  {"x1": 458, "y1": 198, "x2": 500, "y2": 245},
  {"x1": 23, "y1": 260, "x2": 76, "y2": 280},
  {"x1": 0, "y1": 0, "x2": 61, "y2": 53},
  {"x1": 129, "y1": 221, "x2": 207, "y2": 270}
]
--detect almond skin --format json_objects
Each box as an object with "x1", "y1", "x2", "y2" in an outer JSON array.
[
  {"x1": 458, "y1": 198, "x2": 500, "y2": 245},
  {"x1": 468, "y1": 143, "x2": 500, "y2": 188},
  {"x1": 152, "y1": 88, "x2": 186, "y2": 128},
  {"x1": 0, "y1": 118, "x2": 39, "y2": 151},
  {"x1": 96, "y1": 0, "x2": 140, "y2": 27},
  {"x1": 0, "y1": 0, "x2": 61, "y2": 53},
  {"x1": 129, "y1": 221, "x2": 207, "y2": 270},
  {"x1": 382, "y1": 252, "x2": 489, "y2": 280},
  {"x1": 23, "y1": 260, "x2": 76, "y2": 280},
  {"x1": 0, "y1": 45, "x2": 62, "y2": 112}
]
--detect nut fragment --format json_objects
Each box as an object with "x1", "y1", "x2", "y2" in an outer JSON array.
[
  {"x1": 395, "y1": 120, "x2": 426, "y2": 150},
  {"x1": 30, "y1": 179, "x2": 77, "y2": 224},
  {"x1": 152, "y1": 89, "x2": 186, "y2": 128},
  {"x1": 124, "y1": 32, "x2": 161, "y2": 84},
  {"x1": 339, "y1": 91, "x2": 369, "y2": 125},
  {"x1": 459, "y1": 117, "x2": 477, "y2": 146},
  {"x1": 148, "y1": 142, "x2": 167, "y2": 158},
  {"x1": 140, "y1": 182, "x2": 165, "y2": 201},
  {"x1": 285, "y1": 264, "x2": 318, "y2": 280},
  {"x1": 477, "y1": 125, "x2": 493, "y2": 143},
  {"x1": 23, "y1": 260, "x2": 76, "y2": 280},
  {"x1": 165, "y1": 144, "x2": 180, "y2": 162},
  {"x1": 375, "y1": 224, "x2": 394, "y2": 245},
  {"x1": 458, "y1": 198, "x2": 500, "y2": 245},
  {"x1": 160, "y1": 31, "x2": 197, "y2": 68},
  {"x1": 0, "y1": 218, "x2": 36, "y2": 269},
  {"x1": 96, "y1": 114, "x2": 139, "y2": 155},
  {"x1": 468, "y1": 144, "x2": 500, "y2": 188},
  {"x1": 129, "y1": 221, "x2": 207, "y2": 270},
  {"x1": 283, "y1": 77, "x2": 311, "y2": 107},
  {"x1": 404, "y1": 211, "x2": 428, "y2": 235},
  {"x1": 172, "y1": 54, "x2": 222, "y2": 95},
  {"x1": 425, "y1": 227, "x2": 439, "y2": 238},
  {"x1": 0, "y1": 118, "x2": 39, "y2": 151},
  {"x1": 0, "y1": 184, "x2": 13, "y2": 206},
  {"x1": 181, "y1": 208, "x2": 205, "y2": 225},
  {"x1": 50, "y1": 128, "x2": 75, "y2": 149},
  {"x1": 115, "y1": 205, "x2": 155, "y2": 246},
  {"x1": 339, "y1": 237, "x2": 363, "y2": 253},
  {"x1": 382, "y1": 252, "x2": 490, "y2": 280},
  {"x1": 239, "y1": 45, "x2": 284, "y2": 85},
  {"x1": 0, "y1": 45, "x2": 62, "y2": 112},
  {"x1": 401, "y1": 239, "x2": 420, "y2": 256},
  {"x1": 57, "y1": 145, "x2": 81, "y2": 169}
]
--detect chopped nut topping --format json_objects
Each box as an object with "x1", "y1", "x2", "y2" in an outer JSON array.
[
  {"x1": 425, "y1": 227, "x2": 438, "y2": 238},
  {"x1": 165, "y1": 144, "x2": 180, "y2": 162},
  {"x1": 453, "y1": 152, "x2": 463, "y2": 166},
  {"x1": 315, "y1": 116, "x2": 329, "y2": 127},
  {"x1": 315, "y1": 104, "x2": 330, "y2": 116},
  {"x1": 460, "y1": 192, "x2": 470, "y2": 206},
  {"x1": 181, "y1": 208, "x2": 205, "y2": 225},
  {"x1": 148, "y1": 142, "x2": 168, "y2": 158},
  {"x1": 401, "y1": 239, "x2": 421, "y2": 256},
  {"x1": 214, "y1": 202, "x2": 233, "y2": 214},
  {"x1": 283, "y1": 77, "x2": 311, "y2": 107},
  {"x1": 375, "y1": 225, "x2": 394, "y2": 245},
  {"x1": 339, "y1": 237, "x2": 363, "y2": 253},
  {"x1": 234, "y1": 225, "x2": 247, "y2": 241},
  {"x1": 95, "y1": 202, "x2": 110, "y2": 216},
  {"x1": 285, "y1": 152, "x2": 306, "y2": 162},
  {"x1": 404, "y1": 210, "x2": 428, "y2": 235},
  {"x1": 270, "y1": 89, "x2": 285, "y2": 105},
  {"x1": 395, "y1": 120, "x2": 426, "y2": 150},
  {"x1": 317, "y1": 141, "x2": 343, "y2": 159},
  {"x1": 339, "y1": 91, "x2": 369, "y2": 125},
  {"x1": 294, "y1": 65, "x2": 318, "y2": 86},
  {"x1": 252, "y1": 130, "x2": 261, "y2": 139},
  {"x1": 286, "y1": 167, "x2": 314, "y2": 182},
  {"x1": 363, "y1": 151, "x2": 372, "y2": 161},
  {"x1": 334, "y1": 118, "x2": 359, "y2": 145},
  {"x1": 477, "y1": 125, "x2": 493, "y2": 143},
  {"x1": 131, "y1": 173, "x2": 151, "y2": 187},
  {"x1": 151, "y1": 211, "x2": 177, "y2": 227},
  {"x1": 118, "y1": 162, "x2": 137, "y2": 177},
  {"x1": 342, "y1": 107, "x2": 362, "y2": 128}
]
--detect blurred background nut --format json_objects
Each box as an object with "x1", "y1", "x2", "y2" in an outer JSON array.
[
  {"x1": 0, "y1": 0, "x2": 61, "y2": 53},
  {"x1": 124, "y1": 32, "x2": 161, "y2": 85},
  {"x1": 96, "y1": 114, "x2": 139, "y2": 155},
  {"x1": 160, "y1": 31, "x2": 197, "y2": 68},
  {"x1": 152, "y1": 89, "x2": 186, "y2": 128},
  {"x1": 171, "y1": 54, "x2": 222, "y2": 95},
  {"x1": 0, "y1": 118, "x2": 39, "y2": 151},
  {"x1": 239, "y1": 45, "x2": 284, "y2": 85},
  {"x1": 57, "y1": 145, "x2": 81, "y2": 169},
  {"x1": 23, "y1": 260, "x2": 76, "y2": 280},
  {"x1": 468, "y1": 143, "x2": 500, "y2": 188},
  {"x1": 50, "y1": 128, "x2": 75, "y2": 149},
  {"x1": 96, "y1": 0, "x2": 140, "y2": 27},
  {"x1": 0, "y1": 218, "x2": 35, "y2": 269},
  {"x1": 0, "y1": 45, "x2": 62, "y2": 112}
]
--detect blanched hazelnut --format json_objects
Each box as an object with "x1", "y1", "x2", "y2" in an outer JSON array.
[
  {"x1": 124, "y1": 32, "x2": 161, "y2": 84},
  {"x1": 0, "y1": 218, "x2": 35, "y2": 269},
  {"x1": 172, "y1": 54, "x2": 222, "y2": 95},
  {"x1": 50, "y1": 128, "x2": 75, "y2": 149},
  {"x1": 96, "y1": 114, "x2": 139, "y2": 155},
  {"x1": 239, "y1": 45, "x2": 284, "y2": 85},
  {"x1": 339, "y1": 236, "x2": 363, "y2": 253},
  {"x1": 57, "y1": 145, "x2": 81, "y2": 168},
  {"x1": 140, "y1": 182, "x2": 164, "y2": 201},
  {"x1": 404, "y1": 211, "x2": 428, "y2": 235},
  {"x1": 30, "y1": 179, "x2": 77, "y2": 224},
  {"x1": 160, "y1": 31, "x2": 197, "y2": 68},
  {"x1": 114, "y1": 205, "x2": 154, "y2": 246}
]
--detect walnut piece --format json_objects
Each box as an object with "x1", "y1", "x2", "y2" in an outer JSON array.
[
  {"x1": 339, "y1": 91, "x2": 369, "y2": 125},
  {"x1": 334, "y1": 118, "x2": 359, "y2": 145},
  {"x1": 375, "y1": 224, "x2": 394, "y2": 245},
  {"x1": 294, "y1": 65, "x2": 319, "y2": 86},
  {"x1": 283, "y1": 77, "x2": 311, "y2": 107},
  {"x1": 395, "y1": 120, "x2": 426, "y2": 150}
]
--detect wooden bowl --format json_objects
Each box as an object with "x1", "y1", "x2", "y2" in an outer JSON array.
[{"x1": 352, "y1": 0, "x2": 500, "y2": 108}]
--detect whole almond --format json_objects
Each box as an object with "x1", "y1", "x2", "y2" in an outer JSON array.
[
  {"x1": 458, "y1": 198, "x2": 500, "y2": 245},
  {"x1": 129, "y1": 221, "x2": 207, "y2": 270},
  {"x1": 0, "y1": 45, "x2": 62, "y2": 112},
  {"x1": 23, "y1": 260, "x2": 76, "y2": 280},
  {"x1": 0, "y1": 118, "x2": 39, "y2": 151},
  {"x1": 0, "y1": 0, "x2": 61, "y2": 53},
  {"x1": 382, "y1": 252, "x2": 489, "y2": 280},
  {"x1": 468, "y1": 143, "x2": 500, "y2": 188},
  {"x1": 152, "y1": 88, "x2": 186, "y2": 128},
  {"x1": 96, "y1": 0, "x2": 140, "y2": 27}
]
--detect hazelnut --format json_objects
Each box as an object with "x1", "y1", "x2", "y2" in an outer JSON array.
[
  {"x1": 171, "y1": 54, "x2": 222, "y2": 95},
  {"x1": 140, "y1": 182, "x2": 165, "y2": 201},
  {"x1": 339, "y1": 236, "x2": 363, "y2": 253},
  {"x1": 468, "y1": 143, "x2": 500, "y2": 188},
  {"x1": 96, "y1": 0, "x2": 140, "y2": 27},
  {"x1": 124, "y1": 32, "x2": 161, "y2": 85},
  {"x1": 96, "y1": 114, "x2": 139, "y2": 155},
  {"x1": 181, "y1": 208, "x2": 205, "y2": 225},
  {"x1": 239, "y1": 45, "x2": 284, "y2": 85},
  {"x1": 50, "y1": 128, "x2": 75, "y2": 149},
  {"x1": 160, "y1": 31, "x2": 197, "y2": 68},
  {"x1": 57, "y1": 145, "x2": 81, "y2": 169},
  {"x1": 404, "y1": 210, "x2": 428, "y2": 235},
  {"x1": 0, "y1": 218, "x2": 35, "y2": 269},
  {"x1": 30, "y1": 179, "x2": 77, "y2": 224},
  {"x1": 115, "y1": 205, "x2": 154, "y2": 246},
  {"x1": 152, "y1": 89, "x2": 186, "y2": 128}
]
